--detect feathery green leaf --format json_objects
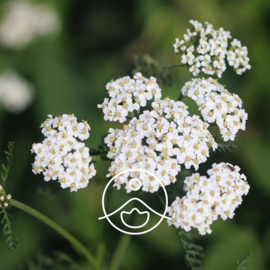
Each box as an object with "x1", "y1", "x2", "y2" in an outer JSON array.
[
  {"x1": 19, "y1": 251, "x2": 85, "y2": 270},
  {"x1": 235, "y1": 251, "x2": 253, "y2": 270},
  {"x1": 217, "y1": 140, "x2": 236, "y2": 153},
  {"x1": 176, "y1": 229, "x2": 204, "y2": 270},
  {"x1": 1, "y1": 141, "x2": 15, "y2": 188}
]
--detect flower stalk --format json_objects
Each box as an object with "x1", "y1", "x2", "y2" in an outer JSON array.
[
  {"x1": 10, "y1": 199, "x2": 100, "y2": 270},
  {"x1": 109, "y1": 234, "x2": 131, "y2": 270},
  {"x1": 91, "y1": 154, "x2": 111, "y2": 162}
]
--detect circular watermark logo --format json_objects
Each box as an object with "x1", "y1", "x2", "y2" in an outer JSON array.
[{"x1": 98, "y1": 169, "x2": 171, "y2": 235}]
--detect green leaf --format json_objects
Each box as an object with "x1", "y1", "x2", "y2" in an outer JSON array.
[
  {"x1": 1, "y1": 141, "x2": 15, "y2": 189},
  {"x1": 175, "y1": 228, "x2": 204, "y2": 270},
  {"x1": 236, "y1": 251, "x2": 253, "y2": 270},
  {"x1": 133, "y1": 54, "x2": 175, "y2": 88},
  {"x1": 217, "y1": 140, "x2": 236, "y2": 153},
  {"x1": 19, "y1": 251, "x2": 85, "y2": 270}
]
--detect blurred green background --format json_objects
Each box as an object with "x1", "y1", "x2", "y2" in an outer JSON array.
[{"x1": 0, "y1": 0, "x2": 270, "y2": 269}]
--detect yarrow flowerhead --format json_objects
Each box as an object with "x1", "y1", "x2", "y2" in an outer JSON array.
[
  {"x1": 98, "y1": 72, "x2": 162, "y2": 123},
  {"x1": 0, "y1": 70, "x2": 34, "y2": 113},
  {"x1": 0, "y1": 0, "x2": 61, "y2": 50},
  {"x1": 167, "y1": 162, "x2": 249, "y2": 235},
  {"x1": 182, "y1": 77, "x2": 247, "y2": 141},
  {"x1": 105, "y1": 97, "x2": 217, "y2": 193},
  {"x1": 31, "y1": 114, "x2": 96, "y2": 192},
  {"x1": 0, "y1": 185, "x2": 12, "y2": 208},
  {"x1": 173, "y1": 20, "x2": 251, "y2": 77}
]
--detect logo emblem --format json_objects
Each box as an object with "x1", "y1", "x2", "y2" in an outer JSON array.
[{"x1": 98, "y1": 169, "x2": 172, "y2": 235}]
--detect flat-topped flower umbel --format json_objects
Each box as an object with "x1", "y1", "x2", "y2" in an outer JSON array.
[
  {"x1": 173, "y1": 20, "x2": 251, "y2": 77},
  {"x1": 31, "y1": 114, "x2": 96, "y2": 192},
  {"x1": 167, "y1": 162, "x2": 250, "y2": 235},
  {"x1": 105, "y1": 97, "x2": 217, "y2": 193}
]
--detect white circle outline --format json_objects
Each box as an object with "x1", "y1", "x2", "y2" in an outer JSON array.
[
  {"x1": 101, "y1": 168, "x2": 168, "y2": 235},
  {"x1": 129, "y1": 178, "x2": 141, "y2": 191}
]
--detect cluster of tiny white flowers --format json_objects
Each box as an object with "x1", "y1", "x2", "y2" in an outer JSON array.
[
  {"x1": 167, "y1": 162, "x2": 249, "y2": 235},
  {"x1": 173, "y1": 20, "x2": 251, "y2": 77},
  {"x1": 182, "y1": 78, "x2": 247, "y2": 141},
  {"x1": 105, "y1": 97, "x2": 217, "y2": 192},
  {"x1": 0, "y1": 1, "x2": 60, "y2": 50},
  {"x1": 98, "y1": 72, "x2": 162, "y2": 123},
  {"x1": 0, "y1": 70, "x2": 34, "y2": 113},
  {"x1": 0, "y1": 185, "x2": 12, "y2": 208},
  {"x1": 31, "y1": 114, "x2": 96, "y2": 192},
  {"x1": 227, "y1": 39, "x2": 251, "y2": 75}
]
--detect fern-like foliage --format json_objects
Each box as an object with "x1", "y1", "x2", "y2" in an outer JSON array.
[
  {"x1": 0, "y1": 141, "x2": 17, "y2": 251},
  {"x1": 176, "y1": 229, "x2": 204, "y2": 270},
  {"x1": 157, "y1": 63, "x2": 187, "y2": 69},
  {"x1": 1, "y1": 141, "x2": 15, "y2": 189},
  {"x1": 133, "y1": 54, "x2": 175, "y2": 87},
  {"x1": 19, "y1": 251, "x2": 85, "y2": 270},
  {"x1": 235, "y1": 251, "x2": 253, "y2": 270},
  {"x1": 1, "y1": 210, "x2": 17, "y2": 251},
  {"x1": 217, "y1": 140, "x2": 236, "y2": 153}
]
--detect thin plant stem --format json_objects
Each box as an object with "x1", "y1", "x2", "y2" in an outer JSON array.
[
  {"x1": 178, "y1": 92, "x2": 184, "y2": 101},
  {"x1": 91, "y1": 154, "x2": 110, "y2": 162},
  {"x1": 157, "y1": 64, "x2": 186, "y2": 69},
  {"x1": 109, "y1": 234, "x2": 131, "y2": 270},
  {"x1": 10, "y1": 199, "x2": 100, "y2": 270}
]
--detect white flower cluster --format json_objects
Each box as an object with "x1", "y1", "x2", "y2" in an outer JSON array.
[
  {"x1": 0, "y1": 185, "x2": 12, "y2": 208},
  {"x1": 105, "y1": 98, "x2": 217, "y2": 192},
  {"x1": 31, "y1": 114, "x2": 96, "y2": 192},
  {"x1": 182, "y1": 78, "x2": 247, "y2": 141},
  {"x1": 0, "y1": 1, "x2": 60, "y2": 50},
  {"x1": 98, "y1": 72, "x2": 162, "y2": 123},
  {"x1": 173, "y1": 20, "x2": 251, "y2": 77},
  {"x1": 167, "y1": 162, "x2": 250, "y2": 235},
  {"x1": 0, "y1": 70, "x2": 34, "y2": 113},
  {"x1": 227, "y1": 39, "x2": 251, "y2": 75}
]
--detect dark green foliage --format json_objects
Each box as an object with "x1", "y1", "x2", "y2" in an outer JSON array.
[
  {"x1": 0, "y1": 141, "x2": 17, "y2": 251},
  {"x1": 19, "y1": 251, "x2": 86, "y2": 270},
  {"x1": 112, "y1": 60, "x2": 127, "y2": 76},
  {"x1": 157, "y1": 63, "x2": 187, "y2": 70},
  {"x1": 90, "y1": 134, "x2": 110, "y2": 156},
  {"x1": 176, "y1": 229, "x2": 204, "y2": 270},
  {"x1": 1, "y1": 141, "x2": 15, "y2": 189},
  {"x1": 217, "y1": 140, "x2": 237, "y2": 153},
  {"x1": 1, "y1": 210, "x2": 17, "y2": 251},
  {"x1": 235, "y1": 251, "x2": 253, "y2": 270},
  {"x1": 133, "y1": 54, "x2": 175, "y2": 87}
]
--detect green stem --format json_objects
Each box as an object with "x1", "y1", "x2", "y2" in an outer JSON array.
[
  {"x1": 109, "y1": 234, "x2": 131, "y2": 270},
  {"x1": 91, "y1": 154, "x2": 110, "y2": 162},
  {"x1": 10, "y1": 199, "x2": 100, "y2": 270},
  {"x1": 158, "y1": 64, "x2": 186, "y2": 69},
  {"x1": 177, "y1": 92, "x2": 184, "y2": 101}
]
